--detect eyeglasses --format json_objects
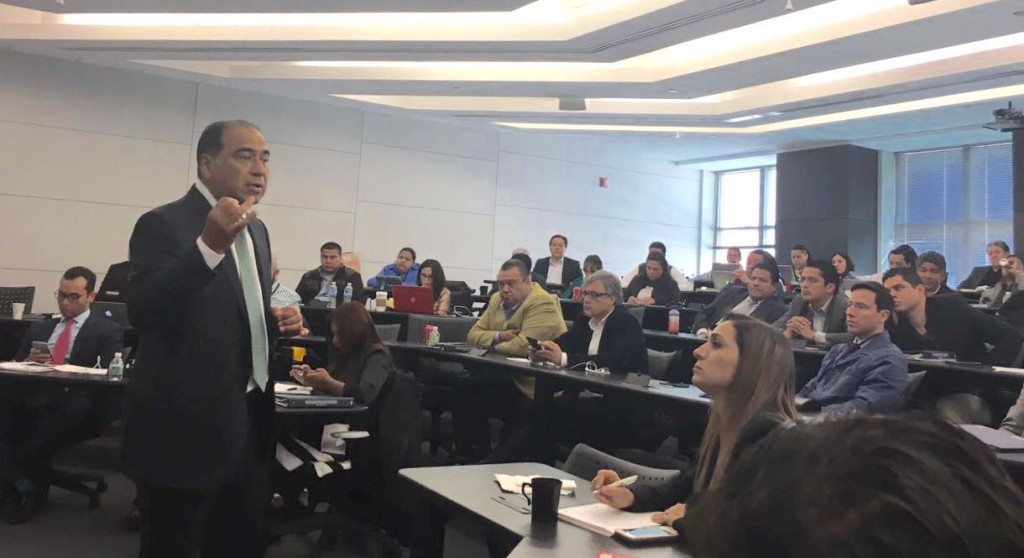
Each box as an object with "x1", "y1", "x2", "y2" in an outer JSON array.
[
  {"x1": 54, "y1": 291, "x2": 89, "y2": 302},
  {"x1": 581, "y1": 290, "x2": 612, "y2": 300}
]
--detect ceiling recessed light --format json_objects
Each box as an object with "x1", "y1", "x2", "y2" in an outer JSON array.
[
  {"x1": 666, "y1": 88, "x2": 678, "y2": 93},
  {"x1": 724, "y1": 114, "x2": 764, "y2": 123}
]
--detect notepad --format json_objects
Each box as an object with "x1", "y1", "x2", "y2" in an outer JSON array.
[
  {"x1": 53, "y1": 364, "x2": 107, "y2": 375},
  {"x1": 494, "y1": 474, "x2": 576, "y2": 496},
  {"x1": 0, "y1": 362, "x2": 53, "y2": 373},
  {"x1": 558, "y1": 503, "x2": 658, "y2": 537}
]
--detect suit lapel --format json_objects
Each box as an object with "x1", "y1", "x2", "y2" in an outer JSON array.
[{"x1": 67, "y1": 314, "x2": 96, "y2": 365}]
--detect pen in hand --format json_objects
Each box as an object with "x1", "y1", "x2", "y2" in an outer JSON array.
[{"x1": 593, "y1": 475, "x2": 638, "y2": 494}]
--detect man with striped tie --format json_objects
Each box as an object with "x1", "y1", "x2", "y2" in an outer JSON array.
[{"x1": 124, "y1": 120, "x2": 303, "y2": 557}]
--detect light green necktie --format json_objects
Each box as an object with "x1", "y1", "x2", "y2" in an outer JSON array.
[{"x1": 233, "y1": 232, "x2": 269, "y2": 391}]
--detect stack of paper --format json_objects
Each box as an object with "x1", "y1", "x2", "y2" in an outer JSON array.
[
  {"x1": 0, "y1": 362, "x2": 53, "y2": 373},
  {"x1": 558, "y1": 503, "x2": 658, "y2": 537},
  {"x1": 493, "y1": 474, "x2": 576, "y2": 496},
  {"x1": 275, "y1": 382, "x2": 312, "y2": 394},
  {"x1": 53, "y1": 364, "x2": 107, "y2": 376}
]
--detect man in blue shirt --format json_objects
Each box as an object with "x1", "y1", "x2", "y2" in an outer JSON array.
[
  {"x1": 367, "y1": 247, "x2": 420, "y2": 288},
  {"x1": 797, "y1": 282, "x2": 908, "y2": 415}
]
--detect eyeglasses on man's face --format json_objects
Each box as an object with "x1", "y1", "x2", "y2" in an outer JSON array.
[
  {"x1": 581, "y1": 290, "x2": 612, "y2": 300},
  {"x1": 54, "y1": 291, "x2": 89, "y2": 302}
]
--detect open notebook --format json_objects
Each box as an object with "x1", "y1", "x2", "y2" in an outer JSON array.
[{"x1": 558, "y1": 503, "x2": 658, "y2": 537}]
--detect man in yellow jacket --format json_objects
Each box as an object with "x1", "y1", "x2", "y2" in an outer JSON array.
[{"x1": 456, "y1": 259, "x2": 566, "y2": 462}]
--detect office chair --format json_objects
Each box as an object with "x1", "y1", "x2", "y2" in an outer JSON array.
[
  {"x1": 562, "y1": 443, "x2": 681, "y2": 493},
  {"x1": 0, "y1": 286, "x2": 35, "y2": 316},
  {"x1": 374, "y1": 324, "x2": 402, "y2": 343},
  {"x1": 646, "y1": 349, "x2": 678, "y2": 381}
]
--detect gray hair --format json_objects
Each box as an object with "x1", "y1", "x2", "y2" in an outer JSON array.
[{"x1": 583, "y1": 270, "x2": 623, "y2": 304}]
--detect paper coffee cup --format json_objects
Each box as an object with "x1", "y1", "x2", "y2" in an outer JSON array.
[{"x1": 11, "y1": 302, "x2": 25, "y2": 320}]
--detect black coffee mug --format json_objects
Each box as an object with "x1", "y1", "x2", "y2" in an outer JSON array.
[{"x1": 522, "y1": 477, "x2": 562, "y2": 524}]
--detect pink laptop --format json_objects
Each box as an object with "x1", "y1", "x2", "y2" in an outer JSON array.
[{"x1": 392, "y1": 285, "x2": 435, "y2": 315}]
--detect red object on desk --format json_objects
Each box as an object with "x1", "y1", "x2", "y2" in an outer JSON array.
[{"x1": 597, "y1": 552, "x2": 633, "y2": 558}]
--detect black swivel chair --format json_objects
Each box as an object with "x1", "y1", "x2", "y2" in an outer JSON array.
[{"x1": 0, "y1": 286, "x2": 35, "y2": 316}]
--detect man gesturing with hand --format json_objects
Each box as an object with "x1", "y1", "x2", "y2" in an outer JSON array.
[{"x1": 124, "y1": 120, "x2": 301, "y2": 557}]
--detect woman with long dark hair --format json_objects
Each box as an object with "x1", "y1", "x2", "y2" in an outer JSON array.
[
  {"x1": 591, "y1": 314, "x2": 797, "y2": 538},
  {"x1": 417, "y1": 259, "x2": 450, "y2": 316}
]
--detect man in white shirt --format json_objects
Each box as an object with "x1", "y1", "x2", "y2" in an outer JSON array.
[
  {"x1": 621, "y1": 241, "x2": 691, "y2": 291},
  {"x1": 532, "y1": 271, "x2": 647, "y2": 373},
  {"x1": 533, "y1": 234, "x2": 582, "y2": 287}
]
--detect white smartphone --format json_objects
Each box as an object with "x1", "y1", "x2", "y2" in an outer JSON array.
[{"x1": 614, "y1": 525, "x2": 678, "y2": 544}]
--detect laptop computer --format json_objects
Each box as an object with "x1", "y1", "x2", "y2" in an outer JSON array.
[
  {"x1": 392, "y1": 285, "x2": 435, "y2": 315},
  {"x1": 711, "y1": 271, "x2": 734, "y2": 290},
  {"x1": 778, "y1": 265, "x2": 796, "y2": 285},
  {"x1": 91, "y1": 301, "x2": 130, "y2": 328}
]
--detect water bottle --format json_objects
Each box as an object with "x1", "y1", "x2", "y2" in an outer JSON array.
[
  {"x1": 668, "y1": 308, "x2": 680, "y2": 335},
  {"x1": 327, "y1": 282, "x2": 338, "y2": 309},
  {"x1": 343, "y1": 283, "x2": 353, "y2": 304},
  {"x1": 108, "y1": 352, "x2": 124, "y2": 379}
]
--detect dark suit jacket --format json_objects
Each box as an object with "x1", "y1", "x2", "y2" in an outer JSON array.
[
  {"x1": 98, "y1": 261, "x2": 131, "y2": 294},
  {"x1": 887, "y1": 294, "x2": 1023, "y2": 366},
  {"x1": 14, "y1": 311, "x2": 124, "y2": 367},
  {"x1": 123, "y1": 186, "x2": 280, "y2": 491},
  {"x1": 533, "y1": 256, "x2": 582, "y2": 287},
  {"x1": 624, "y1": 274, "x2": 681, "y2": 306},
  {"x1": 959, "y1": 266, "x2": 1002, "y2": 290},
  {"x1": 772, "y1": 292, "x2": 853, "y2": 347},
  {"x1": 692, "y1": 285, "x2": 787, "y2": 332},
  {"x1": 295, "y1": 266, "x2": 366, "y2": 305},
  {"x1": 553, "y1": 305, "x2": 648, "y2": 374}
]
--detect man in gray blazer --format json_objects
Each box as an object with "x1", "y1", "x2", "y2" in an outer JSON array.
[{"x1": 774, "y1": 260, "x2": 853, "y2": 348}]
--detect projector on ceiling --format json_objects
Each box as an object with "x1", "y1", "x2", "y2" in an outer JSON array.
[
  {"x1": 907, "y1": 0, "x2": 937, "y2": 4},
  {"x1": 984, "y1": 102, "x2": 1024, "y2": 132}
]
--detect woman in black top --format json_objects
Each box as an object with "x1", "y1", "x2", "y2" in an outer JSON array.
[
  {"x1": 291, "y1": 301, "x2": 395, "y2": 405},
  {"x1": 592, "y1": 314, "x2": 797, "y2": 536},
  {"x1": 625, "y1": 252, "x2": 681, "y2": 306}
]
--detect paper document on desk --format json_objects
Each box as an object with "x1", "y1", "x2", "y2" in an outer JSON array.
[
  {"x1": 993, "y1": 366, "x2": 1024, "y2": 377},
  {"x1": 274, "y1": 382, "x2": 312, "y2": 394},
  {"x1": 558, "y1": 503, "x2": 657, "y2": 537},
  {"x1": 0, "y1": 362, "x2": 53, "y2": 373},
  {"x1": 494, "y1": 474, "x2": 575, "y2": 496},
  {"x1": 53, "y1": 364, "x2": 107, "y2": 375}
]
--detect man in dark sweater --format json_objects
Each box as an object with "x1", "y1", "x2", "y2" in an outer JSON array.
[
  {"x1": 295, "y1": 241, "x2": 366, "y2": 305},
  {"x1": 884, "y1": 267, "x2": 1023, "y2": 424}
]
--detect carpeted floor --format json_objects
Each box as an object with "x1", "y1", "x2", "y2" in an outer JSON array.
[{"x1": 2, "y1": 435, "x2": 488, "y2": 558}]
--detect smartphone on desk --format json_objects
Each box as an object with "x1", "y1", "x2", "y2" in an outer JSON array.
[
  {"x1": 615, "y1": 525, "x2": 678, "y2": 544},
  {"x1": 31, "y1": 341, "x2": 50, "y2": 356}
]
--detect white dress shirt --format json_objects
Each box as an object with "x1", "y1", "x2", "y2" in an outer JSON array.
[
  {"x1": 560, "y1": 311, "x2": 610, "y2": 367},
  {"x1": 46, "y1": 309, "x2": 91, "y2": 358},
  {"x1": 193, "y1": 182, "x2": 266, "y2": 392},
  {"x1": 811, "y1": 296, "x2": 833, "y2": 345},
  {"x1": 547, "y1": 258, "x2": 564, "y2": 285},
  {"x1": 730, "y1": 296, "x2": 762, "y2": 317}
]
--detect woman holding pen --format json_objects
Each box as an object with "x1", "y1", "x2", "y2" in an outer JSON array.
[{"x1": 591, "y1": 314, "x2": 797, "y2": 537}]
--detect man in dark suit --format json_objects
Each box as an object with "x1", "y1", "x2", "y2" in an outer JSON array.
[
  {"x1": 959, "y1": 240, "x2": 1012, "y2": 290},
  {"x1": 533, "y1": 234, "x2": 582, "y2": 287},
  {"x1": 294, "y1": 241, "x2": 366, "y2": 305},
  {"x1": 797, "y1": 283, "x2": 907, "y2": 415},
  {"x1": 692, "y1": 262, "x2": 787, "y2": 336},
  {"x1": 1, "y1": 266, "x2": 123, "y2": 524},
  {"x1": 533, "y1": 270, "x2": 648, "y2": 373},
  {"x1": 917, "y1": 251, "x2": 954, "y2": 297},
  {"x1": 774, "y1": 260, "x2": 852, "y2": 348},
  {"x1": 123, "y1": 120, "x2": 303, "y2": 557}
]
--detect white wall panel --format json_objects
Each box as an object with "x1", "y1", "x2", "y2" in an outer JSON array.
[
  {"x1": 194, "y1": 84, "x2": 363, "y2": 154},
  {"x1": 357, "y1": 144, "x2": 497, "y2": 215},
  {"x1": 257, "y1": 205, "x2": 356, "y2": 275},
  {"x1": 0, "y1": 51, "x2": 196, "y2": 143},
  {"x1": 496, "y1": 152, "x2": 699, "y2": 226},
  {"x1": 353, "y1": 202, "x2": 494, "y2": 275},
  {"x1": 499, "y1": 133, "x2": 696, "y2": 178},
  {"x1": 493, "y1": 205, "x2": 699, "y2": 279},
  {"x1": 0, "y1": 268, "x2": 70, "y2": 315},
  {"x1": 363, "y1": 112, "x2": 499, "y2": 162},
  {"x1": 0, "y1": 120, "x2": 190, "y2": 208}
]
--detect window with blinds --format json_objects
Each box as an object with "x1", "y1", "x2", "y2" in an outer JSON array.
[
  {"x1": 714, "y1": 167, "x2": 777, "y2": 262},
  {"x1": 894, "y1": 142, "x2": 1013, "y2": 288}
]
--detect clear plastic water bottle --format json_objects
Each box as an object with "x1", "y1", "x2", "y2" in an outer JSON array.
[
  {"x1": 327, "y1": 282, "x2": 338, "y2": 309},
  {"x1": 108, "y1": 352, "x2": 124, "y2": 379},
  {"x1": 343, "y1": 283, "x2": 353, "y2": 304},
  {"x1": 668, "y1": 308, "x2": 680, "y2": 335}
]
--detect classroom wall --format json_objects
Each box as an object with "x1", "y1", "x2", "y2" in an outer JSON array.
[{"x1": 0, "y1": 50, "x2": 700, "y2": 314}]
